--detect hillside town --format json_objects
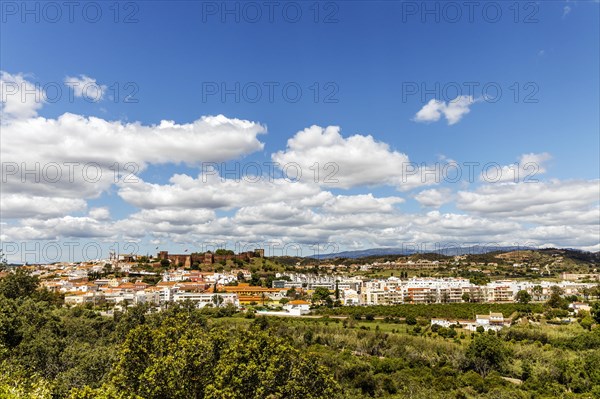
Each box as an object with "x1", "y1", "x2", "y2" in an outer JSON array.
[{"x1": 10, "y1": 250, "x2": 597, "y2": 315}]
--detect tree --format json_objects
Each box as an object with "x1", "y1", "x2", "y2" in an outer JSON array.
[
  {"x1": 237, "y1": 271, "x2": 245, "y2": 282},
  {"x1": 249, "y1": 273, "x2": 261, "y2": 286},
  {"x1": 426, "y1": 292, "x2": 437, "y2": 304},
  {"x1": 441, "y1": 292, "x2": 450, "y2": 303},
  {"x1": 0, "y1": 268, "x2": 39, "y2": 299},
  {"x1": 462, "y1": 293, "x2": 471, "y2": 303},
  {"x1": 260, "y1": 292, "x2": 267, "y2": 306},
  {"x1": 102, "y1": 263, "x2": 113, "y2": 275},
  {"x1": 592, "y1": 302, "x2": 600, "y2": 325},
  {"x1": 0, "y1": 250, "x2": 7, "y2": 271},
  {"x1": 0, "y1": 360, "x2": 53, "y2": 399},
  {"x1": 286, "y1": 287, "x2": 298, "y2": 299},
  {"x1": 212, "y1": 294, "x2": 224, "y2": 307},
  {"x1": 516, "y1": 290, "x2": 532, "y2": 304},
  {"x1": 580, "y1": 313, "x2": 594, "y2": 331},
  {"x1": 582, "y1": 287, "x2": 591, "y2": 301},
  {"x1": 532, "y1": 285, "x2": 543, "y2": 301},
  {"x1": 109, "y1": 320, "x2": 337, "y2": 399},
  {"x1": 546, "y1": 286, "x2": 567, "y2": 309},
  {"x1": 312, "y1": 287, "x2": 333, "y2": 306},
  {"x1": 466, "y1": 334, "x2": 508, "y2": 377}
]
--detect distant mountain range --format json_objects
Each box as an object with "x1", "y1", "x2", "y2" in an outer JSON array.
[{"x1": 309, "y1": 245, "x2": 539, "y2": 259}]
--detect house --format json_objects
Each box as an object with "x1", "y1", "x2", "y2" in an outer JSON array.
[
  {"x1": 476, "y1": 314, "x2": 490, "y2": 326},
  {"x1": 430, "y1": 318, "x2": 474, "y2": 330},
  {"x1": 223, "y1": 283, "x2": 282, "y2": 300},
  {"x1": 134, "y1": 281, "x2": 149, "y2": 291},
  {"x1": 475, "y1": 312, "x2": 505, "y2": 331},
  {"x1": 430, "y1": 318, "x2": 458, "y2": 328},
  {"x1": 173, "y1": 292, "x2": 239, "y2": 308},
  {"x1": 569, "y1": 302, "x2": 592, "y2": 314},
  {"x1": 489, "y1": 312, "x2": 504, "y2": 325},
  {"x1": 342, "y1": 289, "x2": 360, "y2": 305},
  {"x1": 284, "y1": 300, "x2": 311, "y2": 315}
]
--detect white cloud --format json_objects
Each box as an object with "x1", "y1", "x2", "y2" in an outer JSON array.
[
  {"x1": 88, "y1": 207, "x2": 111, "y2": 220},
  {"x1": 0, "y1": 71, "x2": 45, "y2": 120},
  {"x1": 1, "y1": 73, "x2": 267, "y2": 221},
  {"x1": 323, "y1": 194, "x2": 404, "y2": 214},
  {"x1": 562, "y1": 5, "x2": 571, "y2": 18},
  {"x1": 3, "y1": 106, "x2": 266, "y2": 219},
  {"x1": 414, "y1": 188, "x2": 453, "y2": 208},
  {"x1": 2, "y1": 215, "x2": 114, "y2": 241},
  {"x1": 234, "y1": 203, "x2": 318, "y2": 227},
  {"x1": 2, "y1": 72, "x2": 598, "y2": 253},
  {"x1": 3, "y1": 113, "x2": 266, "y2": 173},
  {"x1": 413, "y1": 211, "x2": 520, "y2": 237},
  {"x1": 272, "y1": 125, "x2": 438, "y2": 190},
  {"x1": 64, "y1": 75, "x2": 107, "y2": 102},
  {"x1": 130, "y1": 209, "x2": 215, "y2": 225},
  {"x1": 118, "y1": 173, "x2": 322, "y2": 210},
  {"x1": 413, "y1": 95, "x2": 476, "y2": 125},
  {"x1": 0, "y1": 194, "x2": 86, "y2": 219},
  {"x1": 456, "y1": 180, "x2": 600, "y2": 223},
  {"x1": 481, "y1": 152, "x2": 552, "y2": 183}
]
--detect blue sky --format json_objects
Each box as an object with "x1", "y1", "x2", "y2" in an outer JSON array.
[{"x1": 1, "y1": 1, "x2": 599, "y2": 262}]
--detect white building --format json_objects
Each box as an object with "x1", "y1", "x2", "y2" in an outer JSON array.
[
  {"x1": 284, "y1": 300, "x2": 311, "y2": 315},
  {"x1": 173, "y1": 292, "x2": 239, "y2": 308}
]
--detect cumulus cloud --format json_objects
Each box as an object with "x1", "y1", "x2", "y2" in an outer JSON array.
[
  {"x1": 413, "y1": 211, "x2": 520, "y2": 237},
  {"x1": 2, "y1": 71, "x2": 598, "y2": 254},
  {"x1": 323, "y1": 194, "x2": 404, "y2": 214},
  {"x1": 88, "y1": 207, "x2": 111, "y2": 221},
  {"x1": 130, "y1": 209, "x2": 215, "y2": 226},
  {"x1": 481, "y1": 152, "x2": 552, "y2": 183},
  {"x1": 0, "y1": 194, "x2": 87, "y2": 219},
  {"x1": 1, "y1": 113, "x2": 266, "y2": 218},
  {"x1": 64, "y1": 75, "x2": 107, "y2": 102},
  {"x1": 3, "y1": 113, "x2": 266, "y2": 172},
  {"x1": 414, "y1": 188, "x2": 453, "y2": 208},
  {"x1": 1, "y1": 72, "x2": 267, "y2": 219},
  {"x1": 118, "y1": 173, "x2": 322, "y2": 211},
  {"x1": 2, "y1": 215, "x2": 114, "y2": 241},
  {"x1": 456, "y1": 180, "x2": 600, "y2": 223},
  {"x1": 272, "y1": 125, "x2": 438, "y2": 190},
  {"x1": 0, "y1": 71, "x2": 45, "y2": 120},
  {"x1": 234, "y1": 203, "x2": 318, "y2": 227},
  {"x1": 413, "y1": 95, "x2": 476, "y2": 125}
]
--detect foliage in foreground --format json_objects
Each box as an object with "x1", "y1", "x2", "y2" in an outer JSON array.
[{"x1": 1, "y1": 269, "x2": 600, "y2": 399}]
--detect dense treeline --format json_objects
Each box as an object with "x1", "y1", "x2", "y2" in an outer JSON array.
[
  {"x1": 1, "y1": 269, "x2": 600, "y2": 398},
  {"x1": 315, "y1": 303, "x2": 545, "y2": 320},
  {"x1": 0, "y1": 280, "x2": 336, "y2": 398}
]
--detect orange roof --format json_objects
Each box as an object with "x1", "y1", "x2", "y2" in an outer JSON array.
[
  {"x1": 65, "y1": 291, "x2": 85, "y2": 296},
  {"x1": 157, "y1": 281, "x2": 177, "y2": 287},
  {"x1": 117, "y1": 283, "x2": 135, "y2": 289},
  {"x1": 238, "y1": 295, "x2": 264, "y2": 302},
  {"x1": 288, "y1": 300, "x2": 310, "y2": 305},
  {"x1": 224, "y1": 286, "x2": 280, "y2": 293}
]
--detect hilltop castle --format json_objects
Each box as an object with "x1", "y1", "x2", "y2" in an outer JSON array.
[{"x1": 157, "y1": 249, "x2": 264, "y2": 268}]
